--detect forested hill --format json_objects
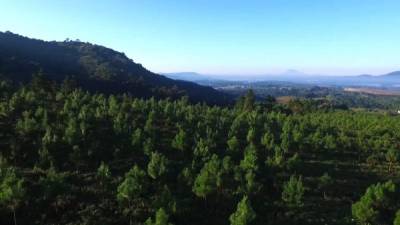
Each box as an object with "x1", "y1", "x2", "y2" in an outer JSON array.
[{"x1": 0, "y1": 31, "x2": 231, "y2": 104}]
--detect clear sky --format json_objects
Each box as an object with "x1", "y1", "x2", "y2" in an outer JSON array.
[{"x1": 1, "y1": 0, "x2": 400, "y2": 76}]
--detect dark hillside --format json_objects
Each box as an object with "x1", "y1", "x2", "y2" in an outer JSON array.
[{"x1": 0, "y1": 31, "x2": 231, "y2": 104}]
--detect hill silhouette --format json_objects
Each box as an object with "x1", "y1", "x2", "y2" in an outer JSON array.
[{"x1": 0, "y1": 31, "x2": 230, "y2": 104}]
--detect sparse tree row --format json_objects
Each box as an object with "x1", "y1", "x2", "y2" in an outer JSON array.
[{"x1": 0, "y1": 76, "x2": 399, "y2": 225}]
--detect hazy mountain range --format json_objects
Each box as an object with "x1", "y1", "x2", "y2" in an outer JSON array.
[{"x1": 163, "y1": 70, "x2": 400, "y2": 88}]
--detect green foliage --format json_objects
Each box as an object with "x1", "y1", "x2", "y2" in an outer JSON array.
[
  {"x1": 97, "y1": 162, "x2": 111, "y2": 180},
  {"x1": 131, "y1": 128, "x2": 143, "y2": 147},
  {"x1": 152, "y1": 186, "x2": 177, "y2": 214},
  {"x1": 261, "y1": 130, "x2": 275, "y2": 151},
  {"x1": 243, "y1": 90, "x2": 255, "y2": 111},
  {"x1": 394, "y1": 210, "x2": 400, "y2": 225},
  {"x1": 97, "y1": 162, "x2": 111, "y2": 188},
  {"x1": 240, "y1": 144, "x2": 259, "y2": 172},
  {"x1": 64, "y1": 118, "x2": 80, "y2": 145},
  {"x1": 147, "y1": 152, "x2": 168, "y2": 179},
  {"x1": 0, "y1": 164, "x2": 25, "y2": 225},
  {"x1": 193, "y1": 138, "x2": 211, "y2": 161},
  {"x1": 286, "y1": 153, "x2": 301, "y2": 171},
  {"x1": 282, "y1": 175, "x2": 305, "y2": 208},
  {"x1": 117, "y1": 165, "x2": 148, "y2": 203},
  {"x1": 0, "y1": 166, "x2": 25, "y2": 210},
  {"x1": 171, "y1": 128, "x2": 189, "y2": 151},
  {"x1": 229, "y1": 196, "x2": 256, "y2": 225},
  {"x1": 318, "y1": 173, "x2": 333, "y2": 189},
  {"x1": 39, "y1": 166, "x2": 68, "y2": 200},
  {"x1": 243, "y1": 170, "x2": 261, "y2": 194},
  {"x1": 386, "y1": 149, "x2": 399, "y2": 173},
  {"x1": 193, "y1": 155, "x2": 223, "y2": 198},
  {"x1": 15, "y1": 111, "x2": 39, "y2": 135},
  {"x1": 227, "y1": 136, "x2": 240, "y2": 153},
  {"x1": 352, "y1": 181, "x2": 399, "y2": 225},
  {"x1": 280, "y1": 120, "x2": 294, "y2": 152},
  {"x1": 145, "y1": 208, "x2": 173, "y2": 225},
  {"x1": 266, "y1": 146, "x2": 284, "y2": 168},
  {"x1": 246, "y1": 128, "x2": 256, "y2": 144},
  {"x1": 0, "y1": 74, "x2": 400, "y2": 224}
]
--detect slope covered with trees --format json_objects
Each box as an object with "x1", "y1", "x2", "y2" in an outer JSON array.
[
  {"x1": 0, "y1": 31, "x2": 230, "y2": 104},
  {"x1": 0, "y1": 77, "x2": 399, "y2": 225}
]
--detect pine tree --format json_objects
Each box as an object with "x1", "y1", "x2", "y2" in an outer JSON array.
[
  {"x1": 266, "y1": 146, "x2": 284, "y2": 168},
  {"x1": 261, "y1": 130, "x2": 275, "y2": 151},
  {"x1": 147, "y1": 152, "x2": 168, "y2": 179},
  {"x1": 144, "y1": 110, "x2": 158, "y2": 139},
  {"x1": 193, "y1": 138, "x2": 211, "y2": 163},
  {"x1": 117, "y1": 165, "x2": 147, "y2": 202},
  {"x1": 193, "y1": 155, "x2": 222, "y2": 198},
  {"x1": 117, "y1": 165, "x2": 148, "y2": 225},
  {"x1": 171, "y1": 128, "x2": 188, "y2": 151},
  {"x1": 15, "y1": 110, "x2": 38, "y2": 136},
  {"x1": 97, "y1": 162, "x2": 111, "y2": 193},
  {"x1": 385, "y1": 149, "x2": 399, "y2": 173},
  {"x1": 282, "y1": 175, "x2": 305, "y2": 208},
  {"x1": 64, "y1": 117, "x2": 80, "y2": 145},
  {"x1": 227, "y1": 136, "x2": 240, "y2": 154},
  {"x1": 244, "y1": 170, "x2": 261, "y2": 194},
  {"x1": 145, "y1": 208, "x2": 173, "y2": 225},
  {"x1": 0, "y1": 166, "x2": 25, "y2": 225},
  {"x1": 280, "y1": 120, "x2": 294, "y2": 152},
  {"x1": 243, "y1": 90, "x2": 255, "y2": 111},
  {"x1": 246, "y1": 128, "x2": 256, "y2": 144},
  {"x1": 240, "y1": 144, "x2": 258, "y2": 172},
  {"x1": 131, "y1": 128, "x2": 143, "y2": 147},
  {"x1": 352, "y1": 180, "x2": 398, "y2": 225},
  {"x1": 229, "y1": 195, "x2": 256, "y2": 225}
]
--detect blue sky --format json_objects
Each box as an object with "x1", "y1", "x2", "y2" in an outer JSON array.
[{"x1": 1, "y1": 0, "x2": 400, "y2": 76}]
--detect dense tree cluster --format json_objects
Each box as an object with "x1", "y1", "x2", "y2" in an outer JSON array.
[{"x1": 0, "y1": 78, "x2": 399, "y2": 225}]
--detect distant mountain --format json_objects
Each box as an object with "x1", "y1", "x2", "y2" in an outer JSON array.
[
  {"x1": 356, "y1": 74, "x2": 373, "y2": 78},
  {"x1": 0, "y1": 31, "x2": 231, "y2": 104},
  {"x1": 161, "y1": 72, "x2": 213, "y2": 81},
  {"x1": 175, "y1": 70, "x2": 400, "y2": 89},
  {"x1": 382, "y1": 71, "x2": 400, "y2": 77},
  {"x1": 354, "y1": 71, "x2": 400, "y2": 78},
  {"x1": 163, "y1": 70, "x2": 311, "y2": 82},
  {"x1": 280, "y1": 69, "x2": 307, "y2": 76}
]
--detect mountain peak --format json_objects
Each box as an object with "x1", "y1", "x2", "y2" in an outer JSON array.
[{"x1": 162, "y1": 72, "x2": 212, "y2": 81}]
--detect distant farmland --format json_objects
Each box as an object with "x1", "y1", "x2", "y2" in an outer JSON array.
[{"x1": 344, "y1": 87, "x2": 400, "y2": 96}]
